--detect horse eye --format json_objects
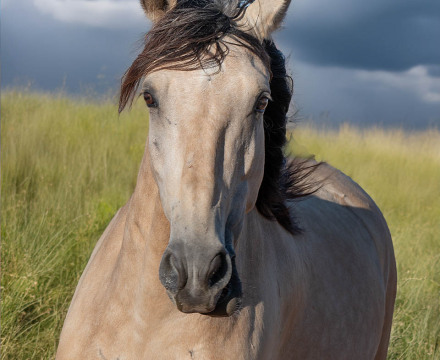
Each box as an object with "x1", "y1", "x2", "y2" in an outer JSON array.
[
  {"x1": 143, "y1": 92, "x2": 157, "y2": 107},
  {"x1": 256, "y1": 97, "x2": 269, "y2": 113}
]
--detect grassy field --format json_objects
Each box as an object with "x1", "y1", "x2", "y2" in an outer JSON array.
[{"x1": 2, "y1": 91, "x2": 439, "y2": 359}]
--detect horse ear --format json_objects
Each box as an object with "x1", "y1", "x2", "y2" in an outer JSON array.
[
  {"x1": 140, "y1": 0, "x2": 177, "y2": 23},
  {"x1": 240, "y1": 0, "x2": 291, "y2": 40}
]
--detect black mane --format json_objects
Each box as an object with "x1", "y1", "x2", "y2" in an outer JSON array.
[
  {"x1": 257, "y1": 40, "x2": 318, "y2": 234},
  {"x1": 120, "y1": 0, "x2": 317, "y2": 234}
]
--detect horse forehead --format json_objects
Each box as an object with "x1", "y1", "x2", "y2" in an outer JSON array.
[{"x1": 145, "y1": 48, "x2": 269, "y2": 97}]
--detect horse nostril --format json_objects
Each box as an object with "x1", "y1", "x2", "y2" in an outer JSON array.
[
  {"x1": 159, "y1": 250, "x2": 186, "y2": 293},
  {"x1": 208, "y1": 253, "x2": 228, "y2": 287}
]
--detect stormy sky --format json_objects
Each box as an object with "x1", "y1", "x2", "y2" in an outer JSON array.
[{"x1": 2, "y1": 0, "x2": 440, "y2": 128}]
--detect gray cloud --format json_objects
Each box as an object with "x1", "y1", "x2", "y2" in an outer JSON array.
[
  {"x1": 427, "y1": 65, "x2": 440, "y2": 78},
  {"x1": 32, "y1": 0, "x2": 145, "y2": 29},
  {"x1": 287, "y1": 59, "x2": 440, "y2": 129},
  {"x1": 282, "y1": 0, "x2": 440, "y2": 71},
  {"x1": 1, "y1": 0, "x2": 147, "y2": 93}
]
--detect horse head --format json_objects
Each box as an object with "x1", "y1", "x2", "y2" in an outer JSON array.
[{"x1": 119, "y1": 0, "x2": 294, "y2": 317}]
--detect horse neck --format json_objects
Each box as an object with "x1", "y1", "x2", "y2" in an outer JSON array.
[
  {"x1": 121, "y1": 143, "x2": 170, "y2": 269},
  {"x1": 119, "y1": 142, "x2": 286, "y2": 277},
  {"x1": 115, "y1": 143, "x2": 304, "y2": 321}
]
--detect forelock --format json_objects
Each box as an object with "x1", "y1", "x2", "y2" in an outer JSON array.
[{"x1": 119, "y1": 0, "x2": 268, "y2": 112}]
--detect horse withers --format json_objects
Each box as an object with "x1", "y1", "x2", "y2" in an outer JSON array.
[{"x1": 57, "y1": 0, "x2": 397, "y2": 359}]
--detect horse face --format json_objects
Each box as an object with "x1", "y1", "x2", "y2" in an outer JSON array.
[{"x1": 143, "y1": 46, "x2": 270, "y2": 316}]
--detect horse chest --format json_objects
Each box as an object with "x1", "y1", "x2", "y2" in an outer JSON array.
[
  {"x1": 93, "y1": 313, "x2": 271, "y2": 360},
  {"x1": 134, "y1": 306, "x2": 277, "y2": 360}
]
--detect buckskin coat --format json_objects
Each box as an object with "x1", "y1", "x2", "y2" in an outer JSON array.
[{"x1": 57, "y1": 1, "x2": 397, "y2": 359}]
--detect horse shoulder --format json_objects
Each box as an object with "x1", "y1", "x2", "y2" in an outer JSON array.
[
  {"x1": 304, "y1": 161, "x2": 394, "y2": 276},
  {"x1": 281, "y1": 162, "x2": 396, "y2": 359}
]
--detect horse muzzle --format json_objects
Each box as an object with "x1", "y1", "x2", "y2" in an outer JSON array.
[{"x1": 159, "y1": 242, "x2": 242, "y2": 317}]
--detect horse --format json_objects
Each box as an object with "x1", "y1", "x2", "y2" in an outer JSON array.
[{"x1": 56, "y1": 0, "x2": 397, "y2": 359}]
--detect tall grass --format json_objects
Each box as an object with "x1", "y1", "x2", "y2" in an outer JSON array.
[
  {"x1": 2, "y1": 91, "x2": 439, "y2": 358},
  {"x1": 1, "y1": 91, "x2": 148, "y2": 359}
]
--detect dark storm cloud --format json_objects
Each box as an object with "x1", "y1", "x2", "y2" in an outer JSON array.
[
  {"x1": 282, "y1": 0, "x2": 440, "y2": 71},
  {"x1": 288, "y1": 60, "x2": 440, "y2": 129},
  {"x1": 1, "y1": 1, "x2": 147, "y2": 93}
]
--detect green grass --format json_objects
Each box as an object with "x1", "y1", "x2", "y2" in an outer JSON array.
[
  {"x1": 1, "y1": 91, "x2": 148, "y2": 359},
  {"x1": 2, "y1": 91, "x2": 439, "y2": 359}
]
